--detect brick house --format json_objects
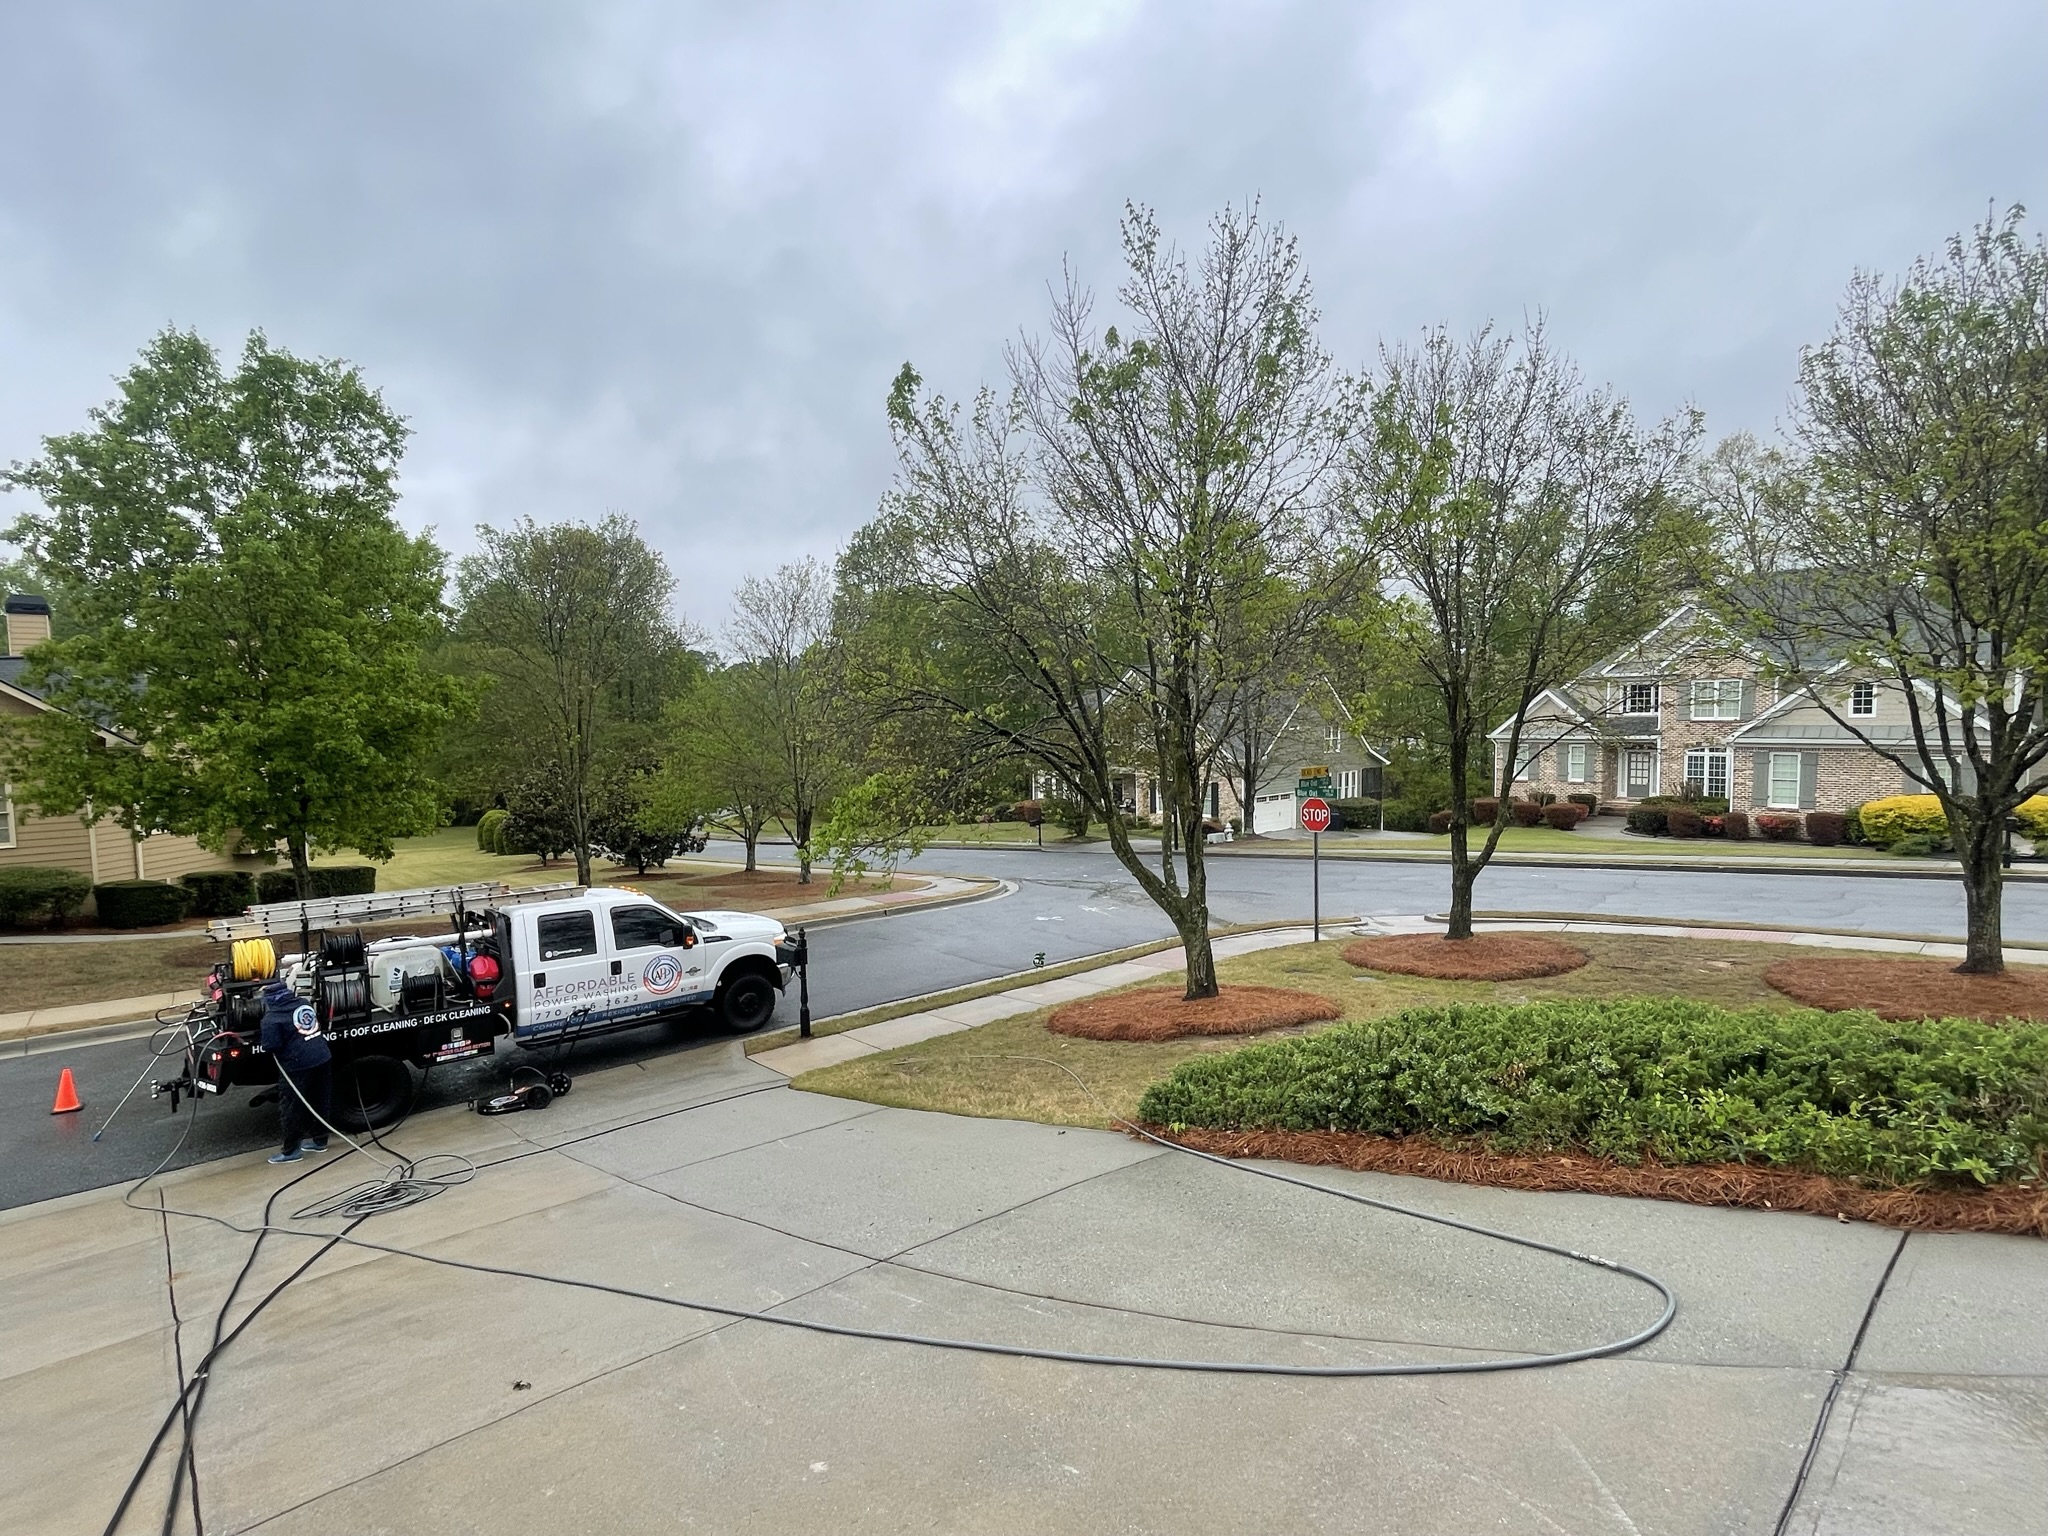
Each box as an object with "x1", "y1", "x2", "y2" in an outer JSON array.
[
  {"x1": 1032, "y1": 682, "x2": 1387, "y2": 833},
  {"x1": 1488, "y1": 601, "x2": 1957, "y2": 815},
  {"x1": 1, "y1": 594, "x2": 265, "y2": 885}
]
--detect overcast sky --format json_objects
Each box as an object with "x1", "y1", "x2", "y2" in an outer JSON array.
[{"x1": 2, "y1": 1, "x2": 2043, "y2": 629}]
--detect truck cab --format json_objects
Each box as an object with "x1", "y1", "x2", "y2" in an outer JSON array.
[{"x1": 501, "y1": 887, "x2": 792, "y2": 1041}]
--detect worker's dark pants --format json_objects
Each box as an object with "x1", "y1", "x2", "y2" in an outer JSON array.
[{"x1": 278, "y1": 1062, "x2": 333, "y2": 1151}]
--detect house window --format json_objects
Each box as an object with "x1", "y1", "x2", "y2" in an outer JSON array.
[
  {"x1": 1336, "y1": 769, "x2": 1361, "y2": 799},
  {"x1": 1850, "y1": 681, "x2": 1875, "y2": 717},
  {"x1": 1564, "y1": 743, "x2": 1588, "y2": 783},
  {"x1": 1514, "y1": 747, "x2": 1543, "y2": 781},
  {"x1": 0, "y1": 784, "x2": 12, "y2": 849},
  {"x1": 1683, "y1": 747, "x2": 1730, "y2": 799},
  {"x1": 1690, "y1": 680, "x2": 1743, "y2": 721},
  {"x1": 1622, "y1": 683, "x2": 1658, "y2": 715},
  {"x1": 1767, "y1": 752, "x2": 1803, "y2": 809},
  {"x1": 1325, "y1": 723, "x2": 1342, "y2": 753}
]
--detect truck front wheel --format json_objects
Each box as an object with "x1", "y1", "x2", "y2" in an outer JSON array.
[
  {"x1": 332, "y1": 1055, "x2": 417, "y2": 1131},
  {"x1": 717, "y1": 971, "x2": 777, "y2": 1033}
]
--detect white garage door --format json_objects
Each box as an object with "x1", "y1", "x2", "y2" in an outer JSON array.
[{"x1": 1253, "y1": 793, "x2": 1296, "y2": 834}]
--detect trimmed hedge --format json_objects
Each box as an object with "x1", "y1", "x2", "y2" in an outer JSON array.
[
  {"x1": 1509, "y1": 799, "x2": 1543, "y2": 827},
  {"x1": 1470, "y1": 797, "x2": 1501, "y2": 824},
  {"x1": 1382, "y1": 803, "x2": 1432, "y2": 833},
  {"x1": 477, "y1": 808, "x2": 511, "y2": 853},
  {"x1": 1541, "y1": 803, "x2": 1585, "y2": 830},
  {"x1": 0, "y1": 866, "x2": 93, "y2": 929},
  {"x1": 1566, "y1": 793, "x2": 1599, "y2": 813},
  {"x1": 1665, "y1": 807, "x2": 1705, "y2": 838},
  {"x1": 93, "y1": 879, "x2": 193, "y2": 929},
  {"x1": 1640, "y1": 794, "x2": 1730, "y2": 815},
  {"x1": 1137, "y1": 999, "x2": 2048, "y2": 1188},
  {"x1": 255, "y1": 866, "x2": 378, "y2": 904},
  {"x1": 1723, "y1": 810, "x2": 1750, "y2": 840},
  {"x1": 1755, "y1": 812, "x2": 1802, "y2": 841},
  {"x1": 179, "y1": 870, "x2": 256, "y2": 918},
  {"x1": 1329, "y1": 798, "x2": 1380, "y2": 831},
  {"x1": 1805, "y1": 811, "x2": 1847, "y2": 847},
  {"x1": 1856, "y1": 794, "x2": 1947, "y2": 848},
  {"x1": 1427, "y1": 811, "x2": 1453, "y2": 834},
  {"x1": 1625, "y1": 805, "x2": 1667, "y2": 836}
]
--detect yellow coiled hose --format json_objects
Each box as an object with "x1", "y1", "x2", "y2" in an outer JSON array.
[{"x1": 231, "y1": 937, "x2": 277, "y2": 982}]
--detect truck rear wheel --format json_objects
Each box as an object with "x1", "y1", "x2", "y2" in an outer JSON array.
[
  {"x1": 332, "y1": 1055, "x2": 417, "y2": 1131},
  {"x1": 717, "y1": 971, "x2": 777, "y2": 1033}
]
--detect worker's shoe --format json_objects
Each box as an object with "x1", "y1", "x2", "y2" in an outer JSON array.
[
  {"x1": 299, "y1": 1139, "x2": 330, "y2": 1154},
  {"x1": 268, "y1": 1148, "x2": 304, "y2": 1165}
]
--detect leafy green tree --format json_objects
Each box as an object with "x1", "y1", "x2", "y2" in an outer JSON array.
[
  {"x1": 812, "y1": 770, "x2": 933, "y2": 893},
  {"x1": 456, "y1": 515, "x2": 690, "y2": 886},
  {"x1": 657, "y1": 662, "x2": 789, "y2": 872},
  {"x1": 589, "y1": 757, "x2": 701, "y2": 875},
  {"x1": 1712, "y1": 209, "x2": 2048, "y2": 973},
  {"x1": 0, "y1": 329, "x2": 466, "y2": 896},
  {"x1": 865, "y1": 204, "x2": 1361, "y2": 998},
  {"x1": 729, "y1": 558, "x2": 857, "y2": 884},
  {"x1": 1352, "y1": 322, "x2": 1693, "y2": 938}
]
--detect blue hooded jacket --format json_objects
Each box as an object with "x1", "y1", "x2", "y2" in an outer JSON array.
[{"x1": 258, "y1": 980, "x2": 331, "y2": 1073}]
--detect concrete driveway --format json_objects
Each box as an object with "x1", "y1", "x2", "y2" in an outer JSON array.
[{"x1": 3, "y1": 1039, "x2": 2042, "y2": 1535}]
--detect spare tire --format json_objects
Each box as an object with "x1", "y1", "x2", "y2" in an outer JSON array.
[{"x1": 331, "y1": 1054, "x2": 416, "y2": 1131}]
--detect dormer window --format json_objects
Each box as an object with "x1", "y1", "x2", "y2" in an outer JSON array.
[
  {"x1": 1622, "y1": 683, "x2": 1658, "y2": 715},
  {"x1": 1850, "y1": 681, "x2": 1875, "y2": 717}
]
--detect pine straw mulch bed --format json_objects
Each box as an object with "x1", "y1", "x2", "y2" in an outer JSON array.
[
  {"x1": 1047, "y1": 984, "x2": 1341, "y2": 1043},
  {"x1": 1765, "y1": 955, "x2": 2048, "y2": 1022},
  {"x1": 1342, "y1": 932, "x2": 1589, "y2": 982},
  {"x1": 1140, "y1": 1126, "x2": 2048, "y2": 1237}
]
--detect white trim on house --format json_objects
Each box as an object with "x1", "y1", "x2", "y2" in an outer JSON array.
[
  {"x1": 1765, "y1": 751, "x2": 1804, "y2": 809},
  {"x1": 1485, "y1": 687, "x2": 1594, "y2": 741},
  {"x1": 1729, "y1": 670, "x2": 1967, "y2": 746}
]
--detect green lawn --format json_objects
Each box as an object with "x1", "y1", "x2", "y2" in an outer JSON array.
[
  {"x1": 792, "y1": 931, "x2": 1831, "y2": 1130},
  {"x1": 311, "y1": 826, "x2": 797, "y2": 890}
]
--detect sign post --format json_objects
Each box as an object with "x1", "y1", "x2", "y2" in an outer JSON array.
[{"x1": 1298, "y1": 795, "x2": 1332, "y2": 941}]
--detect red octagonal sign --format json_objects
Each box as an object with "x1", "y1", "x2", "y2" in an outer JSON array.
[{"x1": 1299, "y1": 796, "x2": 1332, "y2": 833}]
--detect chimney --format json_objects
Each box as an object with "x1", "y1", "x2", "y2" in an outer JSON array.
[{"x1": 4, "y1": 594, "x2": 52, "y2": 655}]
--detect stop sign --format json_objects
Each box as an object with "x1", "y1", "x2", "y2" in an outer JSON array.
[{"x1": 1299, "y1": 796, "x2": 1332, "y2": 833}]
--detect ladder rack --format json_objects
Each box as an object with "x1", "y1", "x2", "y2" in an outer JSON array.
[{"x1": 205, "y1": 881, "x2": 581, "y2": 942}]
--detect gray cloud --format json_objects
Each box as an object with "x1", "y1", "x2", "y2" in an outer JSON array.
[{"x1": 3, "y1": 1, "x2": 2043, "y2": 627}]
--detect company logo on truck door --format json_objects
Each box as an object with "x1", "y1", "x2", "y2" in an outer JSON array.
[{"x1": 642, "y1": 953, "x2": 685, "y2": 996}]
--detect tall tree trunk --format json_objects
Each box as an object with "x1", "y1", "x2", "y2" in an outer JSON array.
[
  {"x1": 288, "y1": 831, "x2": 313, "y2": 901},
  {"x1": 1445, "y1": 826, "x2": 1477, "y2": 941},
  {"x1": 1956, "y1": 814, "x2": 2006, "y2": 974},
  {"x1": 794, "y1": 804, "x2": 814, "y2": 883},
  {"x1": 743, "y1": 828, "x2": 759, "y2": 873},
  {"x1": 1177, "y1": 799, "x2": 1219, "y2": 999}
]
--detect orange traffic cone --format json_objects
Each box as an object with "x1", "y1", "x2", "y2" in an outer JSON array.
[{"x1": 51, "y1": 1068, "x2": 83, "y2": 1115}]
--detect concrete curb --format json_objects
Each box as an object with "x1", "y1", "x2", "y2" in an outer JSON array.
[
  {"x1": 0, "y1": 875, "x2": 1012, "y2": 1052},
  {"x1": 1203, "y1": 842, "x2": 2043, "y2": 881}
]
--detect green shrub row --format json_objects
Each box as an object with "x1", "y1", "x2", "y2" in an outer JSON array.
[
  {"x1": 179, "y1": 870, "x2": 255, "y2": 917},
  {"x1": 1136, "y1": 998, "x2": 2048, "y2": 1188},
  {"x1": 0, "y1": 866, "x2": 93, "y2": 928},
  {"x1": 93, "y1": 879, "x2": 192, "y2": 928},
  {"x1": 254, "y1": 866, "x2": 377, "y2": 904}
]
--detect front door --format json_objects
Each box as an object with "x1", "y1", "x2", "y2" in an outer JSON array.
[{"x1": 1624, "y1": 748, "x2": 1656, "y2": 798}]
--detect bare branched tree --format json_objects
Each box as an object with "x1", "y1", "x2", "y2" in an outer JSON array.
[
  {"x1": 1353, "y1": 321, "x2": 1693, "y2": 938},
  {"x1": 870, "y1": 203, "x2": 1363, "y2": 996},
  {"x1": 1713, "y1": 208, "x2": 2048, "y2": 973}
]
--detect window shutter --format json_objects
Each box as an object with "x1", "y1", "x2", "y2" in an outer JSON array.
[
  {"x1": 1750, "y1": 751, "x2": 1769, "y2": 809},
  {"x1": 1740, "y1": 679, "x2": 1756, "y2": 719},
  {"x1": 1798, "y1": 751, "x2": 1819, "y2": 810}
]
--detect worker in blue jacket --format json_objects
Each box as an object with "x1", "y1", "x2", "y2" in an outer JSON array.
[{"x1": 259, "y1": 980, "x2": 333, "y2": 1164}]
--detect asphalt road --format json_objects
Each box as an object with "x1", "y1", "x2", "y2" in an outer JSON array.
[{"x1": 8, "y1": 840, "x2": 2044, "y2": 1210}]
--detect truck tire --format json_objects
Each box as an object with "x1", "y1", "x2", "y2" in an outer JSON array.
[
  {"x1": 332, "y1": 1054, "x2": 417, "y2": 1131},
  {"x1": 717, "y1": 970, "x2": 777, "y2": 1033}
]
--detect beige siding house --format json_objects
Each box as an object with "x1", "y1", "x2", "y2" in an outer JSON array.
[
  {"x1": 1488, "y1": 602, "x2": 1948, "y2": 815},
  {"x1": 1, "y1": 595, "x2": 262, "y2": 884}
]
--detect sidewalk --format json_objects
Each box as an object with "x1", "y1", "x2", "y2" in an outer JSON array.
[
  {"x1": 0, "y1": 873, "x2": 1006, "y2": 1050},
  {"x1": 2, "y1": 940, "x2": 2039, "y2": 1533},
  {"x1": 748, "y1": 912, "x2": 2048, "y2": 1078}
]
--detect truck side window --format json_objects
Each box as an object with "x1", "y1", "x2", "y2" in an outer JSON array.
[
  {"x1": 610, "y1": 905, "x2": 679, "y2": 952},
  {"x1": 536, "y1": 912, "x2": 598, "y2": 962}
]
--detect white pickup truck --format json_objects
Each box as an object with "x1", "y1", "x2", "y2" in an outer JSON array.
[{"x1": 162, "y1": 880, "x2": 801, "y2": 1127}]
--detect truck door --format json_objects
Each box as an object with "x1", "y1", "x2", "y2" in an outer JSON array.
[
  {"x1": 521, "y1": 908, "x2": 615, "y2": 1038},
  {"x1": 608, "y1": 902, "x2": 714, "y2": 1014}
]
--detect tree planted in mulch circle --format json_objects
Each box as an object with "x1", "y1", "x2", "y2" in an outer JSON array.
[
  {"x1": 1046, "y1": 985, "x2": 1340, "y2": 1043},
  {"x1": 1765, "y1": 956, "x2": 2048, "y2": 1023},
  {"x1": 1341, "y1": 932, "x2": 1588, "y2": 982}
]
